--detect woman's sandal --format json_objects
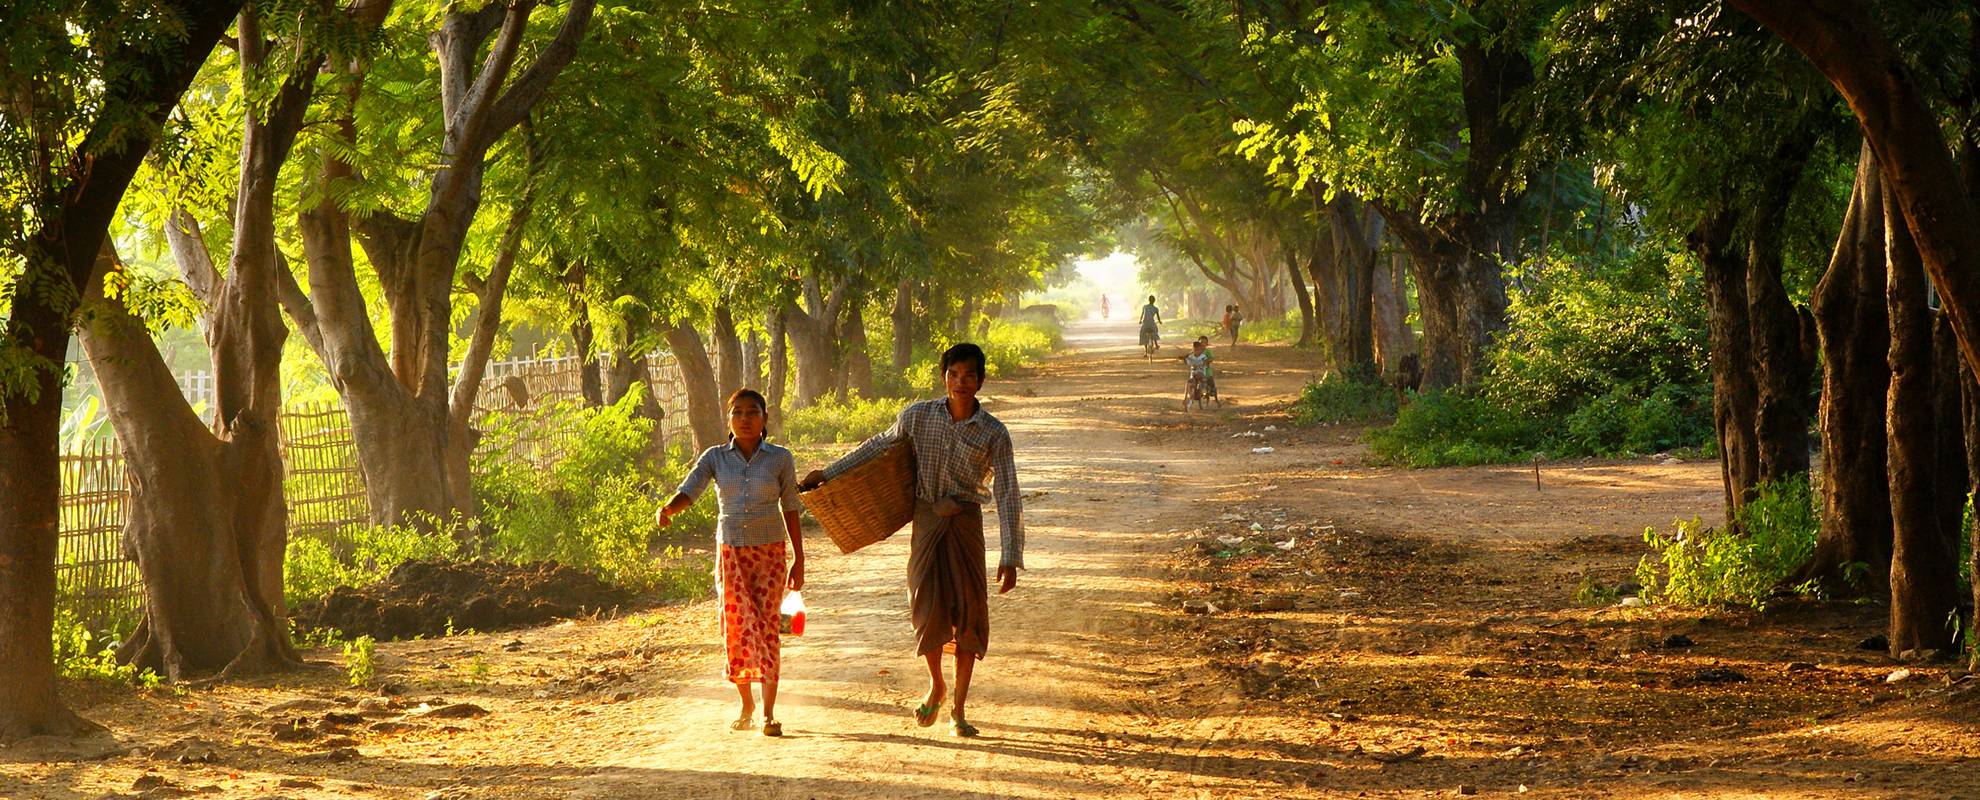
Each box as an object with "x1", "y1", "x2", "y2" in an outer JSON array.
[
  {"x1": 913, "y1": 703, "x2": 939, "y2": 728},
  {"x1": 729, "y1": 715, "x2": 755, "y2": 731},
  {"x1": 761, "y1": 719, "x2": 783, "y2": 737},
  {"x1": 950, "y1": 718, "x2": 980, "y2": 738}
]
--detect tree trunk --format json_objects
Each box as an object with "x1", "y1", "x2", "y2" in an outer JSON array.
[
  {"x1": 766, "y1": 311, "x2": 788, "y2": 437},
  {"x1": 784, "y1": 276, "x2": 846, "y2": 408},
  {"x1": 1284, "y1": 247, "x2": 1316, "y2": 349},
  {"x1": 573, "y1": 314, "x2": 603, "y2": 407},
  {"x1": 1799, "y1": 143, "x2": 1892, "y2": 593},
  {"x1": 1384, "y1": 218, "x2": 1467, "y2": 390},
  {"x1": 956, "y1": 294, "x2": 978, "y2": 340},
  {"x1": 742, "y1": 330, "x2": 764, "y2": 391},
  {"x1": 842, "y1": 302, "x2": 874, "y2": 400},
  {"x1": 1372, "y1": 249, "x2": 1416, "y2": 380},
  {"x1": 712, "y1": 302, "x2": 743, "y2": 400},
  {"x1": 892, "y1": 279, "x2": 914, "y2": 370},
  {"x1": 1730, "y1": 0, "x2": 1980, "y2": 392},
  {"x1": 1747, "y1": 138, "x2": 1818, "y2": 486},
  {"x1": 1884, "y1": 186, "x2": 1962, "y2": 655},
  {"x1": 1692, "y1": 210, "x2": 1763, "y2": 522},
  {"x1": 1321, "y1": 197, "x2": 1382, "y2": 379},
  {"x1": 0, "y1": 0, "x2": 242, "y2": 741},
  {"x1": 666, "y1": 320, "x2": 727, "y2": 451}
]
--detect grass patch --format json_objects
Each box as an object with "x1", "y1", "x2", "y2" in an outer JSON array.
[
  {"x1": 1635, "y1": 477, "x2": 1821, "y2": 609},
  {"x1": 1290, "y1": 373, "x2": 1398, "y2": 425}
]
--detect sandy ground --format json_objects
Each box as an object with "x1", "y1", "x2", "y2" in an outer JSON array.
[{"x1": 6, "y1": 318, "x2": 1980, "y2": 799}]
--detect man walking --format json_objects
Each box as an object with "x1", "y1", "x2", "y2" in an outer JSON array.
[{"x1": 801, "y1": 343, "x2": 1023, "y2": 737}]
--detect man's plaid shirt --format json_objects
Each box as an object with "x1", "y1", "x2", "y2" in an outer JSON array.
[{"x1": 824, "y1": 398, "x2": 1024, "y2": 569}]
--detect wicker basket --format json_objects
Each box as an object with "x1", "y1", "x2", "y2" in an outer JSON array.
[{"x1": 801, "y1": 439, "x2": 916, "y2": 554}]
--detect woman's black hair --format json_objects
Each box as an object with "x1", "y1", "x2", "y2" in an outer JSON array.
[{"x1": 940, "y1": 342, "x2": 989, "y2": 380}]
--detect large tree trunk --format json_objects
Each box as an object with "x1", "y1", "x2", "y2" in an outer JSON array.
[
  {"x1": 1319, "y1": 197, "x2": 1382, "y2": 378},
  {"x1": 0, "y1": 0, "x2": 242, "y2": 742},
  {"x1": 1799, "y1": 143, "x2": 1892, "y2": 593},
  {"x1": 892, "y1": 279, "x2": 915, "y2": 370},
  {"x1": 784, "y1": 275, "x2": 846, "y2": 408},
  {"x1": 1384, "y1": 219, "x2": 1467, "y2": 390},
  {"x1": 842, "y1": 301, "x2": 874, "y2": 400},
  {"x1": 712, "y1": 302, "x2": 744, "y2": 400},
  {"x1": 666, "y1": 320, "x2": 727, "y2": 451},
  {"x1": 1747, "y1": 138, "x2": 1818, "y2": 485},
  {"x1": 1692, "y1": 210, "x2": 1763, "y2": 522},
  {"x1": 0, "y1": 343, "x2": 101, "y2": 740},
  {"x1": 1372, "y1": 249, "x2": 1416, "y2": 380},
  {"x1": 1884, "y1": 186, "x2": 1962, "y2": 655},
  {"x1": 766, "y1": 311, "x2": 788, "y2": 437}
]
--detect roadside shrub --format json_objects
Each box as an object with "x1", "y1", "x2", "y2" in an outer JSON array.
[
  {"x1": 1635, "y1": 477, "x2": 1819, "y2": 608},
  {"x1": 1290, "y1": 373, "x2": 1398, "y2": 425},
  {"x1": 978, "y1": 317, "x2": 1060, "y2": 377},
  {"x1": 1368, "y1": 391, "x2": 1540, "y2": 467},
  {"x1": 475, "y1": 390, "x2": 710, "y2": 597},
  {"x1": 1558, "y1": 383, "x2": 1713, "y2": 457},
  {"x1": 52, "y1": 609, "x2": 160, "y2": 687},
  {"x1": 284, "y1": 514, "x2": 469, "y2": 607},
  {"x1": 783, "y1": 395, "x2": 902, "y2": 445},
  {"x1": 1238, "y1": 311, "x2": 1300, "y2": 344}
]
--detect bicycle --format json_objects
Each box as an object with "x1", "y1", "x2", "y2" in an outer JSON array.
[
  {"x1": 1184, "y1": 372, "x2": 1207, "y2": 412},
  {"x1": 1140, "y1": 326, "x2": 1159, "y2": 360}
]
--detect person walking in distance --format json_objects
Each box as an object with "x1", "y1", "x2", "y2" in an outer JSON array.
[
  {"x1": 801, "y1": 343, "x2": 1023, "y2": 738},
  {"x1": 657, "y1": 389, "x2": 804, "y2": 737}
]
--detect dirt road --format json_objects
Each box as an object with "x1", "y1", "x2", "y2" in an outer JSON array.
[{"x1": 8, "y1": 318, "x2": 1980, "y2": 798}]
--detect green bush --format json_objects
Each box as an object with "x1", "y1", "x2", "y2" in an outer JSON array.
[
  {"x1": 783, "y1": 395, "x2": 903, "y2": 445},
  {"x1": 285, "y1": 515, "x2": 469, "y2": 608},
  {"x1": 977, "y1": 317, "x2": 1060, "y2": 377},
  {"x1": 1238, "y1": 311, "x2": 1300, "y2": 344},
  {"x1": 475, "y1": 390, "x2": 710, "y2": 597},
  {"x1": 53, "y1": 608, "x2": 159, "y2": 687},
  {"x1": 1369, "y1": 391, "x2": 1540, "y2": 467},
  {"x1": 1635, "y1": 477, "x2": 1820, "y2": 608},
  {"x1": 1559, "y1": 383, "x2": 1713, "y2": 457},
  {"x1": 1291, "y1": 373, "x2": 1398, "y2": 425}
]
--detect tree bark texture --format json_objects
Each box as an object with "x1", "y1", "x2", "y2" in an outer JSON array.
[
  {"x1": 1318, "y1": 197, "x2": 1382, "y2": 378},
  {"x1": 1371, "y1": 249, "x2": 1417, "y2": 380},
  {"x1": 1883, "y1": 186, "x2": 1962, "y2": 655},
  {"x1": 1800, "y1": 143, "x2": 1892, "y2": 592},
  {"x1": 1692, "y1": 210, "x2": 1763, "y2": 523},
  {"x1": 666, "y1": 321, "x2": 727, "y2": 451},
  {"x1": 766, "y1": 311, "x2": 788, "y2": 437},
  {"x1": 0, "y1": 0, "x2": 243, "y2": 741},
  {"x1": 1746, "y1": 135, "x2": 1819, "y2": 486},
  {"x1": 712, "y1": 302, "x2": 743, "y2": 400},
  {"x1": 1283, "y1": 246, "x2": 1316, "y2": 349},
  {"x1": 841, "y1": 301, "x2": 874, "y2": 400},
  {"x1": 785, "y1": 275, "x2": 845, "y2": 408}
]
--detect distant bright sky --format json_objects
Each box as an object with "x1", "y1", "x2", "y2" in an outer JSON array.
[{"x1": 1074, "y1": 250, "x2": 1139, "y2": 297}]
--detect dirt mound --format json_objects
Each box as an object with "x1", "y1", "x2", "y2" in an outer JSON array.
[{"x1": 293, "y1": 559, "x2": 633, "y2": 641}]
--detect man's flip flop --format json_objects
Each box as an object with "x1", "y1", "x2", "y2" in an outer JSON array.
[
  {"x1": 762, "y1": 719, "x2": 783, "y2": 737},
  {"x1": 730, "y1": 716, "x2": 755, "y2": 731},
  {"x1": 913, "y1": 703, "x2": 939, "y2": 728},
  {"x1": 950, "y1": 719, "x2": 980, "y2": 738}
]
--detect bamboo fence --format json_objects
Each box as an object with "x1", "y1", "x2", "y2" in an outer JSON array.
[{"x1": 54, "y1": 352, "x2": 689, "y2": 632}]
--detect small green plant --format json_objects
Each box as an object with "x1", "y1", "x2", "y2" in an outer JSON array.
[
  {"x1": 52, "y1": 610, "x2": 160, "y2": 687},
  {"x1": 467, "y1": 654, "x2": 491, "y2": 684},
  {"x1": 289, "y1": 619, "x2": 348, "y2": 650},
  {"x1": 285, "y1": 513, "x2": 470, "y2": 608},
  {"x1": 343, "y1": 635, "x2": 377, "y2": 688},
  {"x1": 1635, "y1": 477, "x2": 1819, "y2": 608},
  {"x1": 1572, "y1": 575, "x2": 1621, "y2": 608},
  {"x1": 1290, "y1": 372, "x2": 1397, "y2": 425}
]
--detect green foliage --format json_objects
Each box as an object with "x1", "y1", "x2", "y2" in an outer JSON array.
[
  {"x1": 1369, "y1": 250, "x2": 1713, "y2": 466},
  {"x1": 52, "y1": 609, "x2": 160, "y2": 688},
  {"x1": 1369, "y1": 391, "x2": 1540, "y2": 467},
  {"x1": 1635, "y1": 478, "x2": 1820, "y2": 609},
  {"x1": 475, "y1": 391, "x2": 707, "y2": 596},
  {"x1": 977, "y1": 317, "x2": 1061, "y2": 378},
  {"x1": 1572, "y1": 575, "x2": 1622, "y2": 608},
  {"x1": 1290, "y1": 374, "x2": 1398, "y2": 425},
  {"x1": 284, "y1": 515, "x2": 469, "y2": 608},
  {"x1": 784, "y1": 395, "x2": 903, "y2": 445},
  {"x1": 343, "y1": 635, "x2": 377, "y2": 688},
  {"x1": 1238, "y1": 312, "x2": 1300, "y2": 344}
]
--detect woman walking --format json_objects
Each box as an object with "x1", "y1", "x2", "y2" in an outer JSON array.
[{"x1": 657, "y1": 389, "x2": 804, "y2": 737}]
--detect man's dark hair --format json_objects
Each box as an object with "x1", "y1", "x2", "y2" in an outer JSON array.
[
  {"x1": 941, "y1": 342, "x2": 989, "y2": 380},
  {"x1": 1147, "y1": 295, "x2": 1156, "y2": 303}
]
